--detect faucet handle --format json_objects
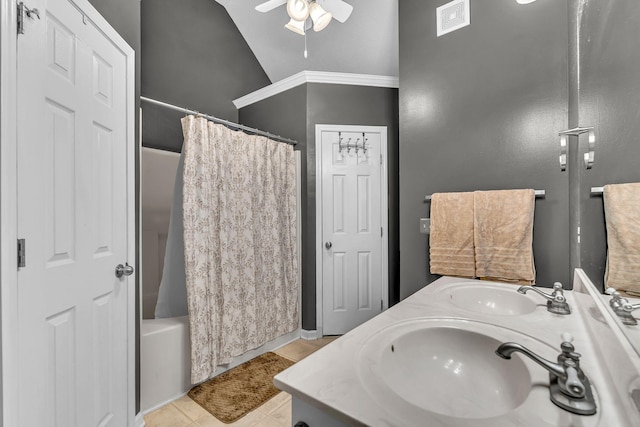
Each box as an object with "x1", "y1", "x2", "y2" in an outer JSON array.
[
  {"x1": 606, "y1": 288, "x2": 635, "y2": 310},
  {"x1": 561, "y1": 359, "x2": 586, "y2": 398},
  {"x1": 551, "y1": 283, "x2": 566, "y2": 303},
  {"x1": 561, "y1": 332, "x2": 574, "y2": 343},
  {"x1": 606, "y1": 288, "x2": 623, "y2": 301}
]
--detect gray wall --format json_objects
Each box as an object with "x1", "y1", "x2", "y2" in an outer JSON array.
[
  {"x1": 240, "y1": 83, "x2": 400, "y2": 330},
  {"x1": 141, "y1": 0, "x2": 271, "y2": 152},
  {"x1": 576, "y1": 0, "x2": 640, "y2": 291},
  {"x1": 399, "y1": 0, "x2": 570, "y2": 299}
]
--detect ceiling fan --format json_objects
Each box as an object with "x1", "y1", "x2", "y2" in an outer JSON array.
[{"x1": 255, "y1": 0, "x2": 354, "y2": 30}]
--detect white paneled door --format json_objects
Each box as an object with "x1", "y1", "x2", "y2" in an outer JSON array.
[
  {"x1": 15, "y1": 0, "x2": 134, "y2": 425},
  {"x1": 318, "y1": 126, "x2": 388, "y2": 336}
]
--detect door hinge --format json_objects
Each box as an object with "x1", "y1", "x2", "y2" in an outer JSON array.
[
  {"x1": 381, "y1": 300, "x2": 383, "y2": 311},
  {"x1": 381, "y1": 227, "x2": 383, "y2": 237},
  {"x1": 17, "y1": 2, "x2": 40, "y2": 35},
  {"x1": 17, "y1": 238, "x2": 26, "y2": 268},
  {"x1": 380, "y1": 154, "x2": 383, "y2": 165}
]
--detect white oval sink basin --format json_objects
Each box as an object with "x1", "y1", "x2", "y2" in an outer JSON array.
[
  {"x1": 358, "y1": 319, "x2": 550, "y2": 420},
  {"x1": 446, "y1": 284, "x2": 537, "y2": 315}
]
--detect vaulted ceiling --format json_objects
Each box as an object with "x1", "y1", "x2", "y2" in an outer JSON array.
[{"x1": 214, "y1": 0, "x2": 399, "y2": 83}]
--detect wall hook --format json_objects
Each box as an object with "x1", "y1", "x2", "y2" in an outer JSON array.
[
  {"x1": 559, "y1": 134, "x2": 567, "y2": 171},
  {"x1": 584, "y1": 129, "x2": 595, "y2": 169},
  {"x1": 557, "y1": 126, "x2": 595, "y2": 171}
]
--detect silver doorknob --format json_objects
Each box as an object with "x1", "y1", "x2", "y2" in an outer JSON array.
[
  {"x1": 325, "y1": 242, "x2": 332, "y2": 249},
  {"x1": 115, "y1": 262, "x2": 134, "y2": 278}
]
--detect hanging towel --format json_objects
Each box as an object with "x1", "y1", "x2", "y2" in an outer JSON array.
[
  {"x1": 603, "y1": 183, "x2": 640, "y2": 296},
  {"x1": 429, "y1": 192, "x2": 476, "y2": 278},
  {"x1": 474, "y1": 189, "x2": 536, "y2": 284}
]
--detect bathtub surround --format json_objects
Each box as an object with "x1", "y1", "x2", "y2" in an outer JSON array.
[
  {"x1": 181, "y1": 116, "x2": 298, "y2": 383},
  {"x1": 154, "y1": 152, "x2": 188, "y2": 318}
]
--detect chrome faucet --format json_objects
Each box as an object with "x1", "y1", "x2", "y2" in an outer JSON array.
[
  {"x1": 518, "y1": 282, "x2": 571, "y2": 315},
  {"x1": 495, "y1": 333, "x2": 596, "y2": 415},
  {"x1": 606, "y1": 288, "x2": 640, "y2": 326}
]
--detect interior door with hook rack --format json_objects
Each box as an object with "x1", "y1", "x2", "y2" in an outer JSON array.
[{"x1": 316, "y1": 125, "x2": 388, "y2": 336}]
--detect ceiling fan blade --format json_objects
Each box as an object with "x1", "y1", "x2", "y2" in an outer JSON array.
[
  {"x1": 320, "y1": 0, "x2": 353, "y2": 23},
  {"x1": 255, "y1": 0, "x2": 287, "y2": 13}
]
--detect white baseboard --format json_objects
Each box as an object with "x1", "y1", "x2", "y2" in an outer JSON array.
[
  {"x1": 135, "y1": 412, "x2": 146, "y2": 427},
  {"x1": 300, "y1": 329, "x2": 319, "y2": 340},
  {"x1": 142, "y1": 391, "x2": 189, "y2": 416}
]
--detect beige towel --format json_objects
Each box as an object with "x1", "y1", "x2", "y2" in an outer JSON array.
[
  {"x1": 603, "y1": 183, "x2": 640, "y2": 295},
  {"x1": 474, "y1": 189, "x2": 536, "y2": 284},
  {"x1": 429, "y1": 192, "x2": 476, "y2": 278}
]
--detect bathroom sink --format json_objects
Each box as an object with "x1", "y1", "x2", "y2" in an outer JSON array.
[
  {"x1": 357, "y1": 319, "x2": 551, "y2": 420},
  {"x1": 445, "y1": 284, "x2": 538, "y2": 315}
]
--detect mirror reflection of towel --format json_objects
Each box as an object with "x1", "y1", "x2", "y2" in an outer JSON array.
[{"x1": 604, "y1": 183, "x2": 640, "y2": 295}]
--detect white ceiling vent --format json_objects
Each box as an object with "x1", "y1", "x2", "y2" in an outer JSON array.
[{"x1": 436, "y1": 0, "x2": 470, "y2": 37}]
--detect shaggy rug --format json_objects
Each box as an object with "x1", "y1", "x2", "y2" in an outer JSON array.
[{"x1": 188, "y1": 352, "x2": 294, "y2": 423}]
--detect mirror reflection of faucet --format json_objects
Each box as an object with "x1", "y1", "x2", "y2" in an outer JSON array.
[
  {"x1": 605, "y1": 288, "x2": 640, "y2": 326},
  {"x1": 496, "y1": 333, "x2": 597, "y2": 416},
  {"x1": 517, "y1": 282, "x2": 571, "y2": 315}
]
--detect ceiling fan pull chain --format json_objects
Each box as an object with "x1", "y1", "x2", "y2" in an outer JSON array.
[{"x1": 304, "y1": 30, "x2": 308, "y2": 58}]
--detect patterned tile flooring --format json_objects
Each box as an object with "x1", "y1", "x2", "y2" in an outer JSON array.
[{"x1": 143, "y1": 337, "x2": 338, "y2": 427}]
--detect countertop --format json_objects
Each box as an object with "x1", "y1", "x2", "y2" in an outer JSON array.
[{"x1": 274, "y1": 274, "x2": 640, "y2": 426}]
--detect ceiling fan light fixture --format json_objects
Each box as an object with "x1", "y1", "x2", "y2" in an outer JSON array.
[
  {"x1": 284, "y1": 18, "x2": 306, "y2": 35},
  {"x1": 287, "y1": 0, "x2": 310, "y2": 21},
  {"x1": 309, "y1": 2, "x2": 332, "y2": 32}
]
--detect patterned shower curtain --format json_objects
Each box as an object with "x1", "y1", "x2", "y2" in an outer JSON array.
[{"x1": 181, "y1": 116, "x2": 298, "y2": 384}]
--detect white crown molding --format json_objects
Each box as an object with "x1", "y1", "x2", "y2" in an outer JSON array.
[{"x1": 233, "y1": 71, "x2": 399, "y2": 109}]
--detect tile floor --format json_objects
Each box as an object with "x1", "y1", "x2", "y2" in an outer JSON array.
[{"x1": 144, "y1": 337, "x2": 338, "y2": 427}]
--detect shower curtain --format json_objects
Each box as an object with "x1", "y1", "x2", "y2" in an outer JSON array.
[{"x1": 181, "y1": 116, "x2": 298, "y2": 384}]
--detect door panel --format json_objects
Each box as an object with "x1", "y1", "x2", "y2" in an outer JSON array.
[
  {"x1": 16, "y1": 0, "x2": 131, "y2": 425},
  {"x1": 321, "y1": 129, "x2": 386, "y2": 335}
]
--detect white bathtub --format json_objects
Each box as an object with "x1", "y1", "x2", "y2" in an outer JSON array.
[{"x1": 140, "y1": 316, "x2": 191, "y2": 413}]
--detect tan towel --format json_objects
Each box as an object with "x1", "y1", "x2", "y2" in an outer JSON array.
[
  {"x1": 474, "y1": 189, "x2": 536, "y2": 284},
  {"x1": 603, "y1": 183, "x2": 640, "y2": 295},
  {"x1": 429, "y1": 192, "x2": 476, "y2": 278}
]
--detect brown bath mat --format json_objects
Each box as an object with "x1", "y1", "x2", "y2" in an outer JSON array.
[{"x1": 187, "y1": 352, "x2": 295, "y2": 423}]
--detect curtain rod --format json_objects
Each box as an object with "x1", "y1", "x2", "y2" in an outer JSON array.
[{"x1": 140, "y1": 96, "x2": 298, "y2": 146}]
